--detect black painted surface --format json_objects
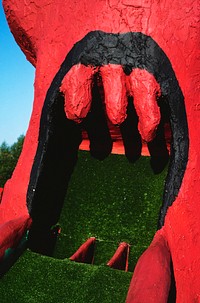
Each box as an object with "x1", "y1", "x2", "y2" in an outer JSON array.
[
  {"x1": 120, "y1": 98, "x2": 142, "y2": 163},
  {"x1": 27, "y1": 31, "x2": 189, "y2": 244},
  {"x1": 81, "y1": 75, "x2": 113, "y2": 160},
  {"x1": 148, "y1": 97, "x2": 170, "y2": 174},
  {"x1": 27, "y1": 94, "x2": 82, "y2": 254}
]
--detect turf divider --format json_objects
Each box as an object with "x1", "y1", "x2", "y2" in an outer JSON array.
[
  {"x1": 69, "y1": 237, "x2": 96, "y2": 264},
  {"x1": 107, "y1": 242, "x2": 130, "y2": 271}
]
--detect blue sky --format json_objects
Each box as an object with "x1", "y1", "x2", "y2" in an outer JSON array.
[{"x1": 0, "y1": 2, "x2": 35, "y2": 146}]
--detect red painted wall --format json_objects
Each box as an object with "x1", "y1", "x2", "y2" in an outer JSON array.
[{"x1": 2, "y1": 1, "x2": 200, "y2": 301}]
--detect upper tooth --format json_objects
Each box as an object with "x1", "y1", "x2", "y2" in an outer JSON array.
[
  {"x1": 100, "y1": 64, "x2": 128, "y2": 125},
  {"x1": 60, "y1": 63, "x2": 161, "y2": 145},
  {"x1": 60, "y1": 64, "x2": 96, "y2": 122},
  {"x1": 128, "y1": 68, "x2": 161, "y2": 142}
]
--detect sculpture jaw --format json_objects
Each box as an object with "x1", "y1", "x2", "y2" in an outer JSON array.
[{"x1": 26, "y1": 31, "x2": 188, "y2": 232}]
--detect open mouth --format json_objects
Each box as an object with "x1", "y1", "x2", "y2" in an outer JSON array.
[{"x1": 26, "y1": 31, "x2": 189, "y2": 270}]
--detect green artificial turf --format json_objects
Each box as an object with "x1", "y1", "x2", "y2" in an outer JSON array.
[
  {"x1": 54, "y1": 151, "x2": 167, "y2": 270},
  {"x1": 0, "y1": 150, "x2": 167, "y2": 302},
  {"x1": 0, "y1": 250, "x2": 132, "y2": 303}
]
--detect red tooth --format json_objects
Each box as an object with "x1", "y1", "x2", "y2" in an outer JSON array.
[
  {"x1": 60, "y1": 64, "x2": 96, "y2": 122},
  {"x1": 126, "y1": 232, "x2": 171, "y2": 303},
  {"x1": 128, "y1": 68, "x2": 161, "y2": 142},
  {"x1": 100, "y1": 64, "x2": 128, "y2": 125}
]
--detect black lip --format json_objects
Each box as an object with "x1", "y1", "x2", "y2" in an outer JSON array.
[{"x1": 27, "y1": 31, "x2": 189, "y2": 235}]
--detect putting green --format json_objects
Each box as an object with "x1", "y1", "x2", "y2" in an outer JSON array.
[{"x1": 0, "y1": 151, "x2": 167, "y2": 302}]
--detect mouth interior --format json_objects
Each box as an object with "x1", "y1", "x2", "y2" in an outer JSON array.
[
  {"x1": 54, "y1": 76, "x2": 169, "y2": 271},
  {"x1": 28, "y1": 77, "x2": 169, "y2": 271},
  {"x1": 27, "y1": 31, "x2": 188, "y2": 271}
]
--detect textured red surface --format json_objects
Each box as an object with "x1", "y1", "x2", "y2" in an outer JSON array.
[
  {"x1": 0, "y1": 188, "x2": 3, "y2": 202},
  {"x1": 60, "y1": 64, "x2": 96, "y2": 122},
  {"x1": 107, "y1": 242, "x2": 130, "y2": 272},
  {"x1": 128, "y1": 68, "x2": 161, "y2": 142},
  {"x1": 100, "y1": 64, "x2": 128, "y2": 125},
  {"x1": 69, "y1": 237, "x2": 96, "y2": 264},
  {"x1": 0, "y1": 215, "x2": 31, "y2": 260},
  {"x1": 126, "y1": 231, "x2": 171, "y2": 303},
  {"x1": 2, "y1": 0, "x2": 200, "y2": 301}
]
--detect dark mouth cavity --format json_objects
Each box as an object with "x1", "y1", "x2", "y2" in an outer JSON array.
[{"x1": 26, "y1": 31, "x2": 189, "y2": 255}]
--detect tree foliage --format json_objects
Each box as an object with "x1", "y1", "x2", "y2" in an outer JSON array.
[{"x1": 0, "y1": 135, "x2": 24, "y2": 188}]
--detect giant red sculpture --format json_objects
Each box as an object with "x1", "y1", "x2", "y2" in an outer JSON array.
[{"x1": 1, "y1": 1, "x2": 200, "y2": 302}]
